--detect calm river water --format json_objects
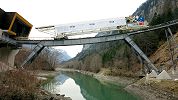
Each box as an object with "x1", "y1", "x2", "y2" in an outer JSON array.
[{"x1": 42, "y1": 71, "x2": 139, "y2": 100}]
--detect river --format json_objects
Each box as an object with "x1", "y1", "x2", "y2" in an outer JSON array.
[{"x1": 42, "y1": 71, "x2": 139, "y2": 100}]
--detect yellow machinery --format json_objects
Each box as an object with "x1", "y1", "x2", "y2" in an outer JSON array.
[{"x1": 0, "y1": 8, "x2": 32, "y2": 39}]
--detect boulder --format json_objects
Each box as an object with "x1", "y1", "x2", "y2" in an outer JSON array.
[
  {"x1": 156, "y1": 70, "x2": 172, "y2": 80},
  {"x1": 149, "y1": 70, "x2": 158, "y2": 78}
]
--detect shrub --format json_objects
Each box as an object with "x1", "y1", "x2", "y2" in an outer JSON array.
[
  {"x1": 0, "y1": 69, "x2": 39, "y2": 100},
  {"x1": 102, "y1": 48, "x2": 116, "y2": 64}
]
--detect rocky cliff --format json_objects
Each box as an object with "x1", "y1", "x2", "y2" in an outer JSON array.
[{"x1": 133, "y1": 0, "x2": 178, "y2": 22}]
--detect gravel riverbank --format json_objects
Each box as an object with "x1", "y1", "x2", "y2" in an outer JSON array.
[{"x1": 125, "y1": 78, "x2": 178, "y2": 100}]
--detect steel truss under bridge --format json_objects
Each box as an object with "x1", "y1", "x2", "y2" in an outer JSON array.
[{"x1": 19, "y1": 19, "x2": 178, "y2": 74}]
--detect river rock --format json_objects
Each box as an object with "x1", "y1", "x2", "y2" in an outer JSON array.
[
  {"x1": 149, "y1": 70, "x2": 158, "y2": 78},
  {"x1": 156, "y1": 70, "x2": 172, "y2": 80}
]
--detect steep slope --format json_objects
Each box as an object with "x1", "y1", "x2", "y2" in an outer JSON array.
[
  {"x1": 63, "y1": 0, "x2": 178, "y2": 76},
  {"x1": 150, "y1": 32, "x2": 178, "y2": 70},
  {"x1": 63, "y1": 31, "x2": 144, "y2": 75},
  {"x1": 133, "y1": 0, "x2": 178, "y2": 22}
]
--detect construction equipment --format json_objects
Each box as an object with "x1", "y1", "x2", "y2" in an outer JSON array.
[
  {"x1": 36, "y1": 16, "x2": 148, "y2": 40},
  {"x1": 0, "y1": 8, "x2": 32, "y2": 38}
]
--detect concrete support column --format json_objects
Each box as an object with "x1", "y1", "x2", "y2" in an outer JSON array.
[{"x1": 0, "y1": 47, "x2": 19, "y2": 67}]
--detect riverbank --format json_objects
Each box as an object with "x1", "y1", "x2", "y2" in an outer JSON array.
[
  {"x1": 0, "y1": 69, "x2": 70, "y2": 100},
  {"x1": 56, "y1": 68, "x2": 137, "y2": 86},
  {"x1": 125, "y1": 78, "x2": 178, "y2": 100},
  {"x1": 55, "y1": 68, "x2": 178, "y2": 100},
  {"x1": 33, "y1": 70, "x2": 72, "y2": 100}
]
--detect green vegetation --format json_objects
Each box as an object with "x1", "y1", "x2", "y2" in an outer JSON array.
[
  {"x1": 150, "y1": 9, "x2": 174, "y2": 26},
  {"x1": 102, "y1": 48, "x2": 116, "y2": 64},
  {"x1": 135, "y1": 4, "x2": 178, "y2": 56},
  {"x1": 174, "y1": 8, "x2": 178, "y2": 19},
  {"x1": 65, "y1": 0, "x2": 178, "y2": 77},
  {"x1": 134, "y1": 31, "x2": 160, "y2": 55}
]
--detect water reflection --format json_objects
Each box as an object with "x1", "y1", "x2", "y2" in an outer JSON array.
[
  {"x1": 42, "y1": 73, "x2": 85, "y2": 100},
  {"x1": 42, "y1": 72, "x2": 138, "y2": 100}
]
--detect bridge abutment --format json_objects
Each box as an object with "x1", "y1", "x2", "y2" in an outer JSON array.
[{"x1": 0, "y1": 47, "x2": 19, "y2": 67}]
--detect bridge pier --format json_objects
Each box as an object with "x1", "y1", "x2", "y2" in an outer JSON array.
[{"x1": 0, "y1": 47, "x2": 19, "y2": 67}]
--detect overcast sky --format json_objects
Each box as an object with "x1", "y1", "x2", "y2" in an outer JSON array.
[{"x1": 0, "y1": 0, "x2": 146, "y2": 57}]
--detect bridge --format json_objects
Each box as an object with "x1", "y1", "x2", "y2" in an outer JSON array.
[
  {"x1": 1, "y1": 12, "x2": 178, "y2": 75},
  {"x1": 16, "y1": 19, "x2": 178, "y2": 74},
  {"x1": 18, "y1": 19, "x2": 178, "y2": 46}
]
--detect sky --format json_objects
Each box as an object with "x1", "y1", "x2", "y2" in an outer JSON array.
[{"x1": 0, "y1": 0, "x2": 146, "y2": 57}]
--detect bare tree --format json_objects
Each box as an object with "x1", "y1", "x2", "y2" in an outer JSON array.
[
  {"x1": 48, "y1": 51, "x2": 59, "y2": 69},
  {"x1": 41, "y1": 49, "x2": 59, "y2": 70}
]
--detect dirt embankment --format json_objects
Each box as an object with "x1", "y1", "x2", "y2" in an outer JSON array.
[
  {"x1": 125, "y1": 32, "x2": 178, "y2": 100},
  {"x1": 125, "y1": 78, "x2": 178, "y2": 100}
]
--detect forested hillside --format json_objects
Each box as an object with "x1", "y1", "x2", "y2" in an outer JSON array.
[
  {"x1": 133, "y1": 0, "x2": 178, "y2": 23},
  {"x1": 62, "y1": 0, "x2": 178, "y2": 77}
]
